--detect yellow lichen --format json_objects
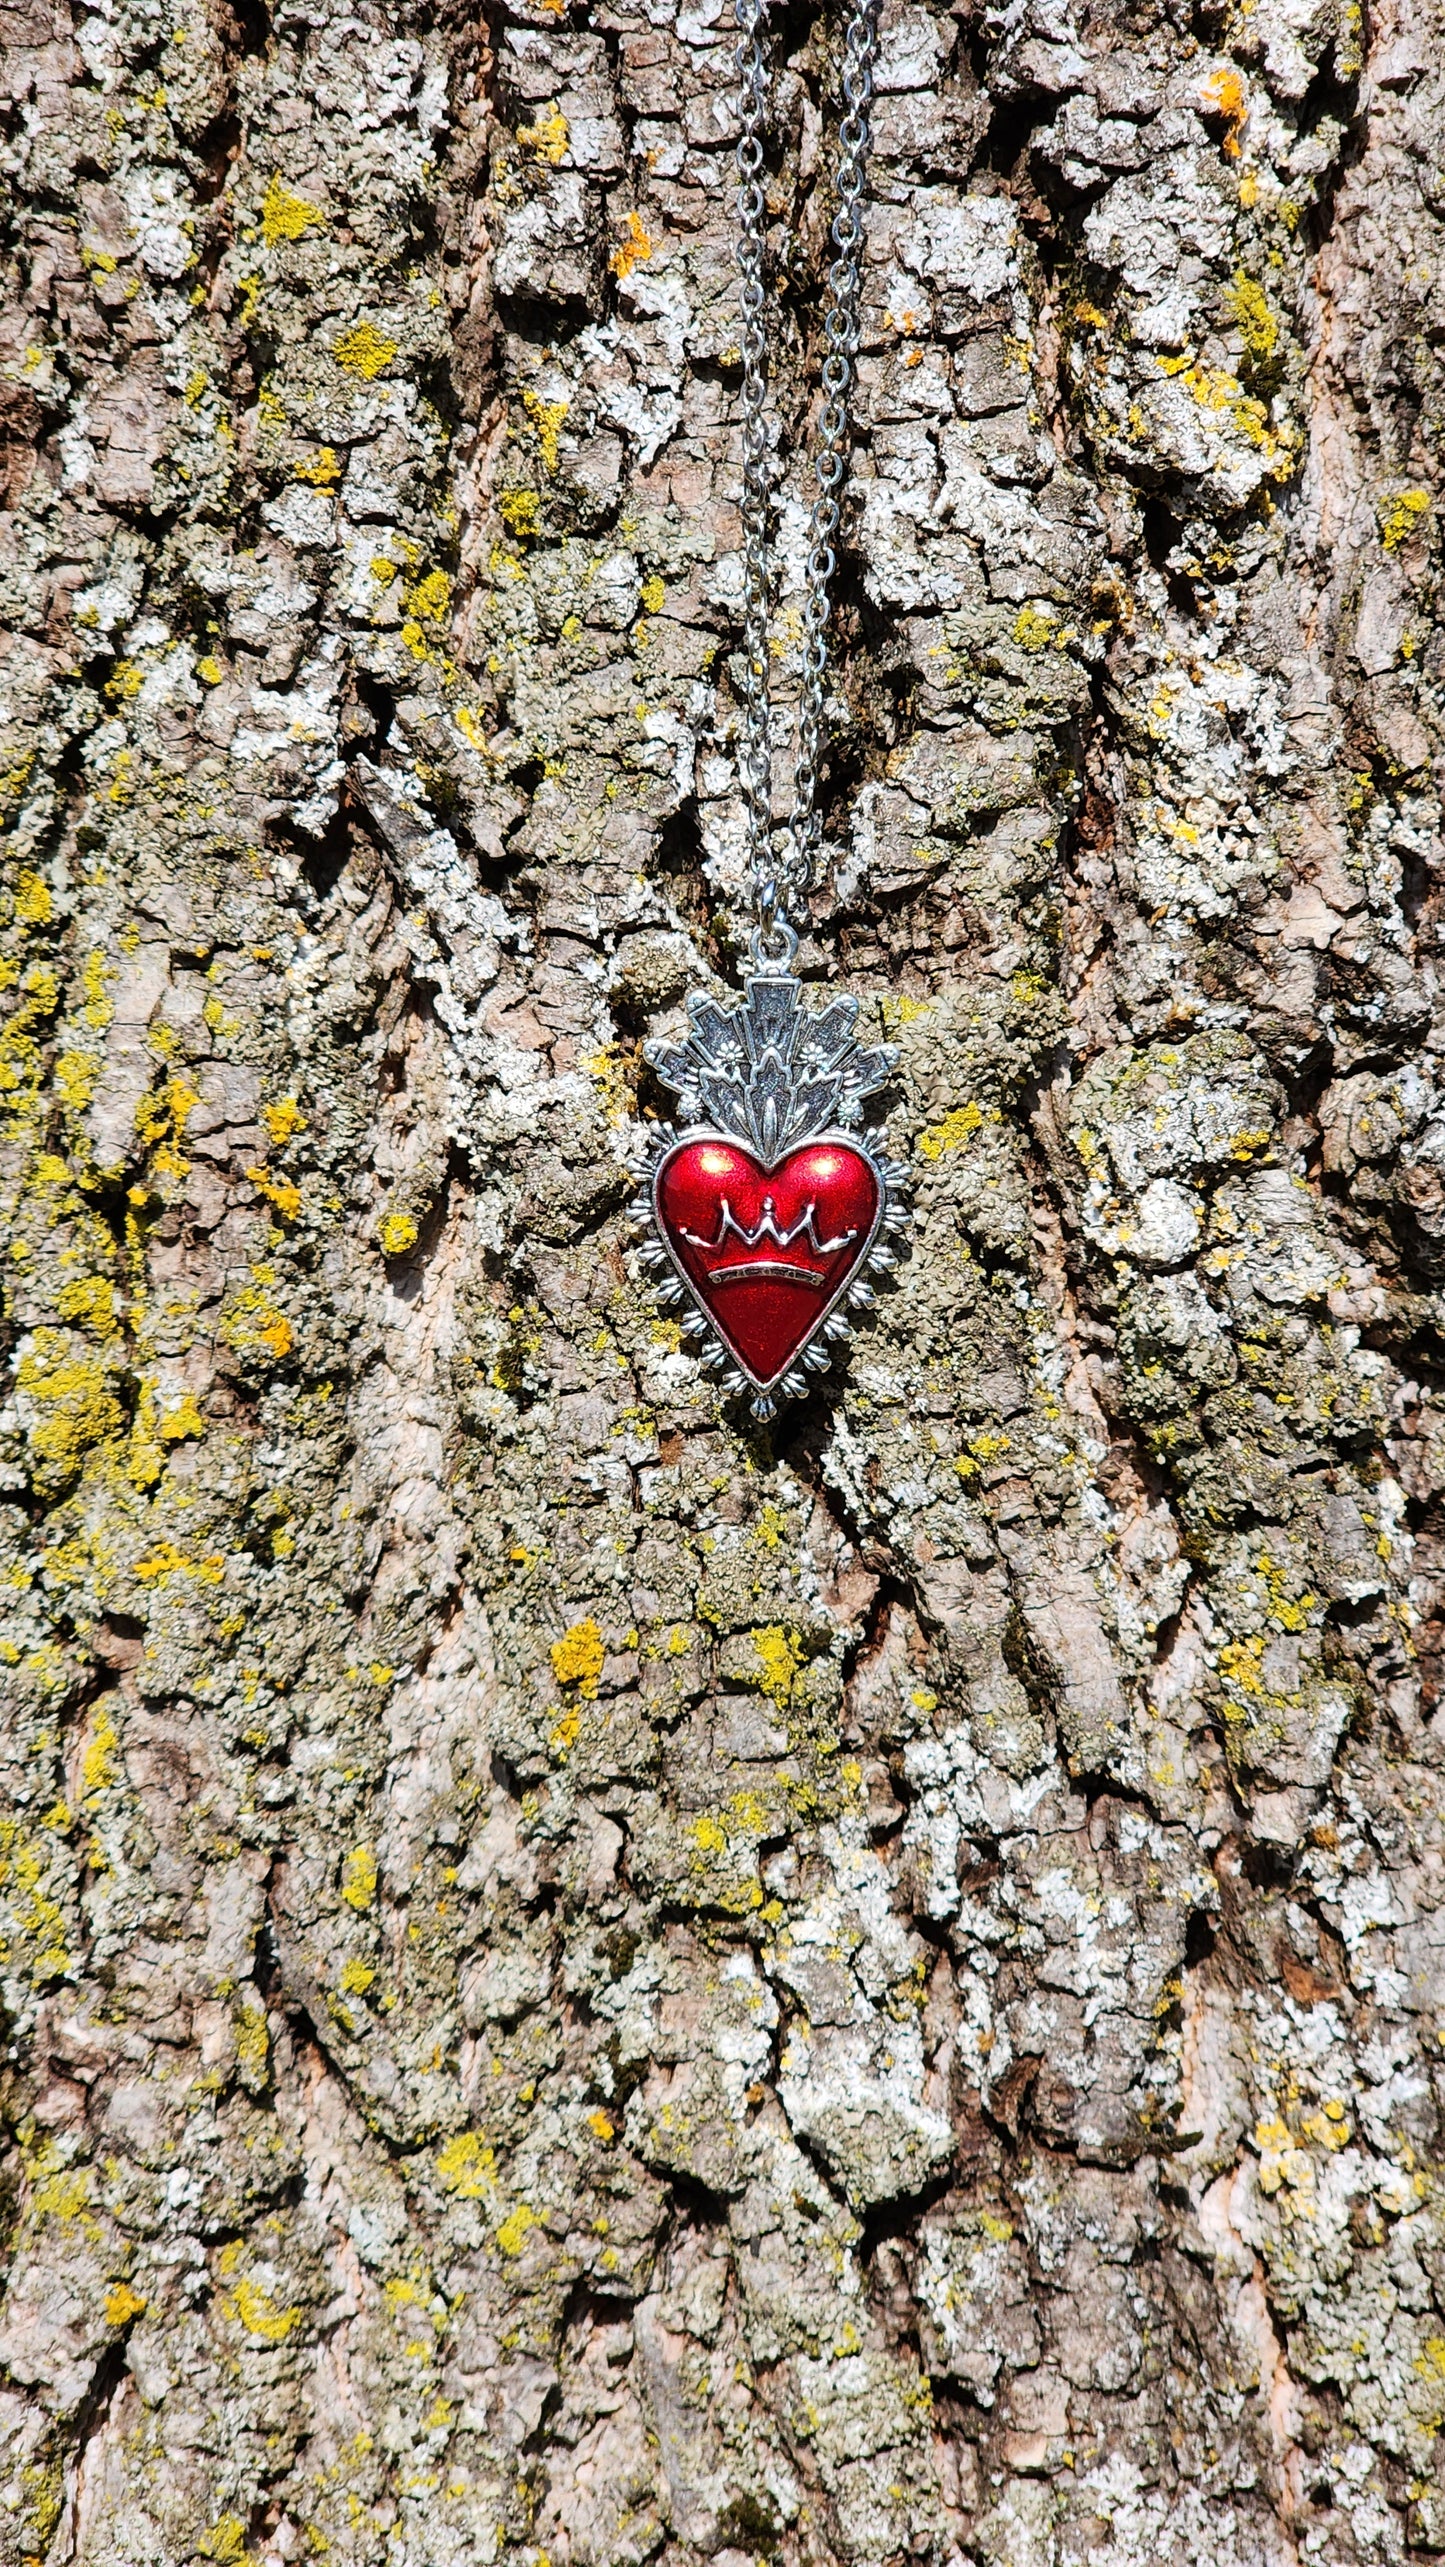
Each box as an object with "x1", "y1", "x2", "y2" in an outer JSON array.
[
  {"x1": 261, "y1": 173, "x2": 327, "y2": 245},
  {"x1": 550, "y1": 1618, "x2": 605, "y2": 1695},
  {"x1": 229, "y1": 2277, "x2": 302, "y2": 2342},
  {"x1": 80, "y1": 950, "x2": 114, "y2": 1031},
  {"x1": 521, "y1": 387, "x2": 568, "y2": 472},
  {"x1": 0, "y1": 1826, "x2": 73, "y2": 1980},
  {"x1": 1253, "y1": 2114, "x2": 1315, "y2": 2199},
  {"x1": 498, "y1": 488, "x2": 541, "y2": 539},
  {"x1": 1219, "y1": 1635, "x2": 1265, "y2": 1696},
  {"x1": 1223, "y1": 270, "x2": 1279, "y2": 368},
  {"x1": 55, "y1": 1051, "x2": 99, "y2": 1112},
  {"x1": 1300, "y1": 2099, "x2": 1351, "y2": 2151},
  {"x1": 1154, "y1": 350, "x2": 1295, "y2": 475},
  {"x1": 200, "y1": 2517, "x2": 248, "y2": 2562},
  {"x1": 29, "y1": 2157, "x2": 96, "y2": 2229},
  {"x1": 436, "y1": 2130, "x2": 497, "y2": 2197},
  {"x1": 954, "y1": 1429, "x2": 1011, "y2": 1481},
  {"x1": 340, "y1": 1845, "x2": 378, "y2": 1912},
  {"x1": 1013, "y1": 605, "x2": 1057, "y2": 651},
  {"x1": 293, "y1": 445, "x2": 340, "y2": 487},
  {"x1": 339, "y1": 1957, "x2": 376, "y2": 1995},
  {"x1": 234, "y1": 2006, "x2": 270, "y2": 2073},
  {"x1": 158, "y1": 1391, "x2": 205, "y2": 1442},
  {"x1": 0, "y1": 748, "x2": 35, "y2": 819},
  {"x1": 261, "y1": 1095, "x2": 305, "y2": 1144},
  {"x1": 1200, "y1": 64, "x2": 1248, "y2": 155},
  {"x1": 687, "y1": 1796, "x2": 767, "y2": 1912},
  {"x1": 517, "y1": 101, "x2": 569, "y2": 165},
  {"x1": 751, "y1": 1625, "x2": 803, "y2": 1707},
  {"x1": 379, "y1": 1210, "x2": 418, "y2": 1257},
  {"x1": 221, "y1": 1277, "x2": 294, "y2": 1364},
  {"x1": 132, "y1": 1542, "x2": 225, "y2": 1586},
  {"x1": 916, "y1": 1101, "x2": 984, "y2": 1160},
  {"x1": 246, "y1": 1167, "x2": 301, "y2": 1222},
  {"x1": 333, "y1": 321, "x2": 398, "y2": 380},
  {"x1": 495, "y1": 2202, "x2": 537, "y2": 2257},
  {"x1": 17, "y1": 1334, "x2": 124, "y2": 1493},
  {"x1": 55, "y1": 1275, "x2": 119, "y2": 1336},
  {"x1": 549, "y1": 1705, "x2": 581, "y2": 1759},
  {"x1": 610, "y1": 210, "x2": 653, "y2": 279},
  {"x1": 0, "y1": 962, "x2": 61, "y2": 1099},
  {"x1": 81, "y1": 1710, "x2": 118, "y2": 1804},
  {"x1": 135, "y1": 1073, "x2": 200, "y2": 1180},
  {"x1": 409, "y1": 567, "x2": 451, "y2": 622},
  {"x1": 14, "y1": 870, "x2": 52, "y2": 926},
  {"x1": 585, "y1": 1043, "x2": 637, "y2": 1127},
  {"x1": 1256, "y1": 1549, "x2": 1318, "y2": 1632},
  {"x1": 129, "y1": 1380, "x2": 171, "y2": 1491},
  {"x1": 1379, "y1": 489, "x2": 1430, "y2": 552}
]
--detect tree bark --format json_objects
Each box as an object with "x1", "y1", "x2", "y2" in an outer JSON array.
[{"x1": 3, "y1": 0, "x2": 1444, "y2": 2558}]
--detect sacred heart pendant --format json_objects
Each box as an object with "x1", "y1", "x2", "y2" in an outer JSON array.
[{"x1": 633, "y1": 971, "x2": 908, "y2": 1418}]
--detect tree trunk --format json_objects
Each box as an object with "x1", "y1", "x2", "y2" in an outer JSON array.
[{"x1": 3, "y1": 0, "x2": 1444, "y2": 2557}]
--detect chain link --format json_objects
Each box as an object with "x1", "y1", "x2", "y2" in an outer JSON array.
[
  {"x1": 732, "y1": 0, "x2": 879, "y2": 957},
  {"x1": 733, "y1": 0, "x2": 774, "y2": 928}
]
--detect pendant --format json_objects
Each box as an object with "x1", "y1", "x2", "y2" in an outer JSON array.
[{"x1": 633, "y1": 967, "x2": 908, "y2": 1419}]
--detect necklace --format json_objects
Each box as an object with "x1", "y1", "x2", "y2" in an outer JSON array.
[{"x1": 635, "y1": 0, "x2": 908, "y2": 1423}]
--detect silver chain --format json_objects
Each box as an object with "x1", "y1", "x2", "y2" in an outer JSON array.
[{"x1": 733, "y1": 0, "x2": 879, "y2": 962}]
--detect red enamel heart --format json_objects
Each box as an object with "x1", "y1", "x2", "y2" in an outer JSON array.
[{"x1": 655, "y1": 1135, "x2": 881, "y2": 1387}]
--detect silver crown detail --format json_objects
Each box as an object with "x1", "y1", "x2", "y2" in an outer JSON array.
[{"x1": 647, "y1": 972, "x2": 895, "y2": 1158}]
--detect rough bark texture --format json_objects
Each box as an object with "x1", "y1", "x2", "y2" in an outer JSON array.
[{"x1": 4, "y1": 0, "x2": 1445, "y2": 2558}]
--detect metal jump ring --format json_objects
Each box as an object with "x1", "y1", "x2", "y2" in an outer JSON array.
[{"x1": 749, "y1": 914, "x2": 800, "y2": 969}]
